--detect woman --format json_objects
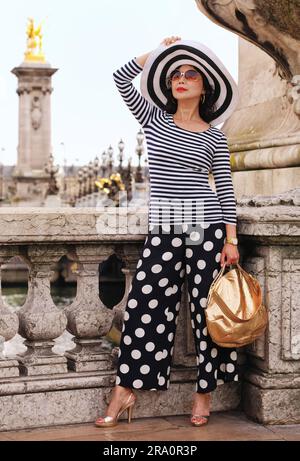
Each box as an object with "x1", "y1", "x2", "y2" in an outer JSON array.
[{"x1": 95, "y1": 36, "x2": 240, "y2": 428}]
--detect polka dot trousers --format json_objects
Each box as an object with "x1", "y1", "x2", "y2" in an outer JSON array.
[{"x1": 116, "y1": 222, "x2": 239, "y2": 393}]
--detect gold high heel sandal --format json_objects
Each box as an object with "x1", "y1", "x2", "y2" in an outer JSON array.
[
  {"x1": 95, "y1": 391, "x2": 136, "y2": 428},
  {"x1": 190, "y1": 414, "x2": 210, "y2": 426},
  {"x1": 191, "y1": 393, "x2": 211, "y2": 426}
]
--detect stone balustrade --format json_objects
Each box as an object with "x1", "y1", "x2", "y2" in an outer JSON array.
[{"x1": 0, "y1": 204, "x2": 299, "y2": 429}]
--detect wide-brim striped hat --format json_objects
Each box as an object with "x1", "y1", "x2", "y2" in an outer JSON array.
[{"x1": 140, "y1": 39, "x2": 239, "y2": 127}]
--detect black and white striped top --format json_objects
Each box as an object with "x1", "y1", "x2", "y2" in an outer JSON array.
[{"x1": 113, "y1": 57, "x2": 237, "y2": 226}]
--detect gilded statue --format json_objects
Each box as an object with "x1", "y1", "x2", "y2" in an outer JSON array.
[{"x1": 24, "y1": 17, "x2": 46, "y2": 62}]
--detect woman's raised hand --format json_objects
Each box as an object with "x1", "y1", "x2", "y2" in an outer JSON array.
[
  {"x1": 160, "y1": 36, "x2": 182, "y2": 46},
  {"x1": 136, "y1": 37, "x2": 182, "y2": 68}
]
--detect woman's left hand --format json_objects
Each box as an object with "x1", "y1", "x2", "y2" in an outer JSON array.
[{"x1": 220, "y1": 243, "x2": 239, "y2": 267}]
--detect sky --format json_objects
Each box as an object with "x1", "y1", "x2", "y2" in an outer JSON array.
[{"x1": 0, "y1": 0, "x2": 238, "y2": 168}]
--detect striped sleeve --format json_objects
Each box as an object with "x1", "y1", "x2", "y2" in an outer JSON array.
[
  {"x1": 211, "y1": 132, "x2": 237, "y2": 225},
  {"x1": 112, "y1": 57, "x2": 156, "y2": 128}
]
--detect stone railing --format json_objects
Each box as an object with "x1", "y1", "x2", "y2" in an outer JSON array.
[
  {"x1": 0, "y1": 207, "x2": 242, "y2": 431},
  {"x1": 1, "y1": 204, "x2": 299, "y2": 429}
]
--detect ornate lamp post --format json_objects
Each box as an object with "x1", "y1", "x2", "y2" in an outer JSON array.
[
  {"x1": 88, "y1": 160, "x2": 94, "y2": 195},
  {"x1": 135, "y1": 129, "x2": 144, "y2": 183},
  {"x1": 44, "y1": 152, "x2": 59, "y2": 195},
  {"x1": 77, "y1": 168, "x2": 84, "y2": 198},
  {"x1": 93, "y1": 156, "x2": 100, "y2": 193},
  {"x1": 101, "y1": 151, "x2": 108, "y2": 177},
  {"x1": 82, "y1": 166, "x2": 88, "y2": 197},
  {"x1": 118, "y1": 139, "x2": 125, "y2": 175},
  {"x1": 123, "y1": 156, "x2": 133, "y2": 202},
  {"x1": 107, "y1": 145, "x2": 114, "y2": 177}
]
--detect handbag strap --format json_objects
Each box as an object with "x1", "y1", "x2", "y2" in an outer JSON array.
[
  {"x1": 211, "y1": 291, "x2": 262, "y2": 323},
  {"x1": 209, "y1": 262, "x2": 257, "y2": 292},
  {"x1": 207, "y1": 262, "x2": 262, "y2": 323},
  {"x1": 206, "y1": 263, "x2": 235, "y2": 304},
  {"x1": 207, "y1": 263, "x2": 226, "y2": 294}
]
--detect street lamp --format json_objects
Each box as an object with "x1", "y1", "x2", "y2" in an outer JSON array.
[
  {"x1": 135, "y1": 129, "x2": 145, "y2": 183},
  {"x1": 93, "y1": 156, "x2": 100, "y2": 192},
  {"x1": 82, "y1": 166, "x2": 89, "y2": 196},
  {"x1": 107, "y1": 145, "x2": 114, "y2": 176},
  {"x1": 101, "y1": 151, "x2": 108, "y2": 177},
  {"x1": 118, "y1": 139, "x2": 125, "y2": 174},
  {"x1": 88, "y1": 160, "x2": 94, "y2": 194}
]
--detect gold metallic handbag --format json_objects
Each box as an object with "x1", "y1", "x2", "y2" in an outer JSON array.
[{"x1": 205, "y1": 262, "x2": 268, "y2": 348}]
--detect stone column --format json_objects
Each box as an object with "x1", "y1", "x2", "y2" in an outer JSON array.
[
  {"x1": 64, "y1": 244, "x2": 115, "y2": 372},
  {"x1": 237, "y1": 203, "x2": 300, "y2": 424},
  {"x1": 11, "y1": 61, "x2": 58, "y2": 201},
  {"x1": 17, "y1": 245, "x2": 68, "y2": 376},
  {"x1": 0, "y1": 247, "x2": 20, "y2": 378}
]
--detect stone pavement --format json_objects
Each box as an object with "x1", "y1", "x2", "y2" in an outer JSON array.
[{"x1": 0, "y1": 410, "x2": 299, "y2": 441}]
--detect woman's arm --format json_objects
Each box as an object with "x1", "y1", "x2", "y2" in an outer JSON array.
[
  {"x1": 112, "y1": 37, "x2": 182, "y2": 128},
  {"x1": 212, "y1": 132, "x2": 239, "y2": 266},
  {"x1": 225, "y1": 223, "x2": 237, "y2": 238},
  {"x1": 211, "y1": 132, "x2": 238, "y2": 228},
  {"x1": 135, "y1": 51, "x2": 152, "y2": 68},
  {"x1": 112, "y1": 51, "x2": 157, "y2": 128}
]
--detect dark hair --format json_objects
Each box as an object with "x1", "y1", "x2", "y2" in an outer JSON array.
[{"x1": 165, "y1": 65, "x2": 216, "y2": 123}]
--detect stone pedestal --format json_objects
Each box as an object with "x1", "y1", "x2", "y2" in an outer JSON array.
[
  {"x1": 0, "y1": 359, "x2": 20, "y2": 378},
  {"x1": 11, "y1": 60, "x2": 58, "y2": 201},
  {"x1": 65, "y1": 339, "x2": 112, "y2": 373},
  {"x1": 237, "y1": 202, "x2": 300, "y2": 424}
]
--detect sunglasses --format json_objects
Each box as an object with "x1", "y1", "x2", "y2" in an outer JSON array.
[{"x1": 166, "y1": 69, "x2": 201, "y2": 88}]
